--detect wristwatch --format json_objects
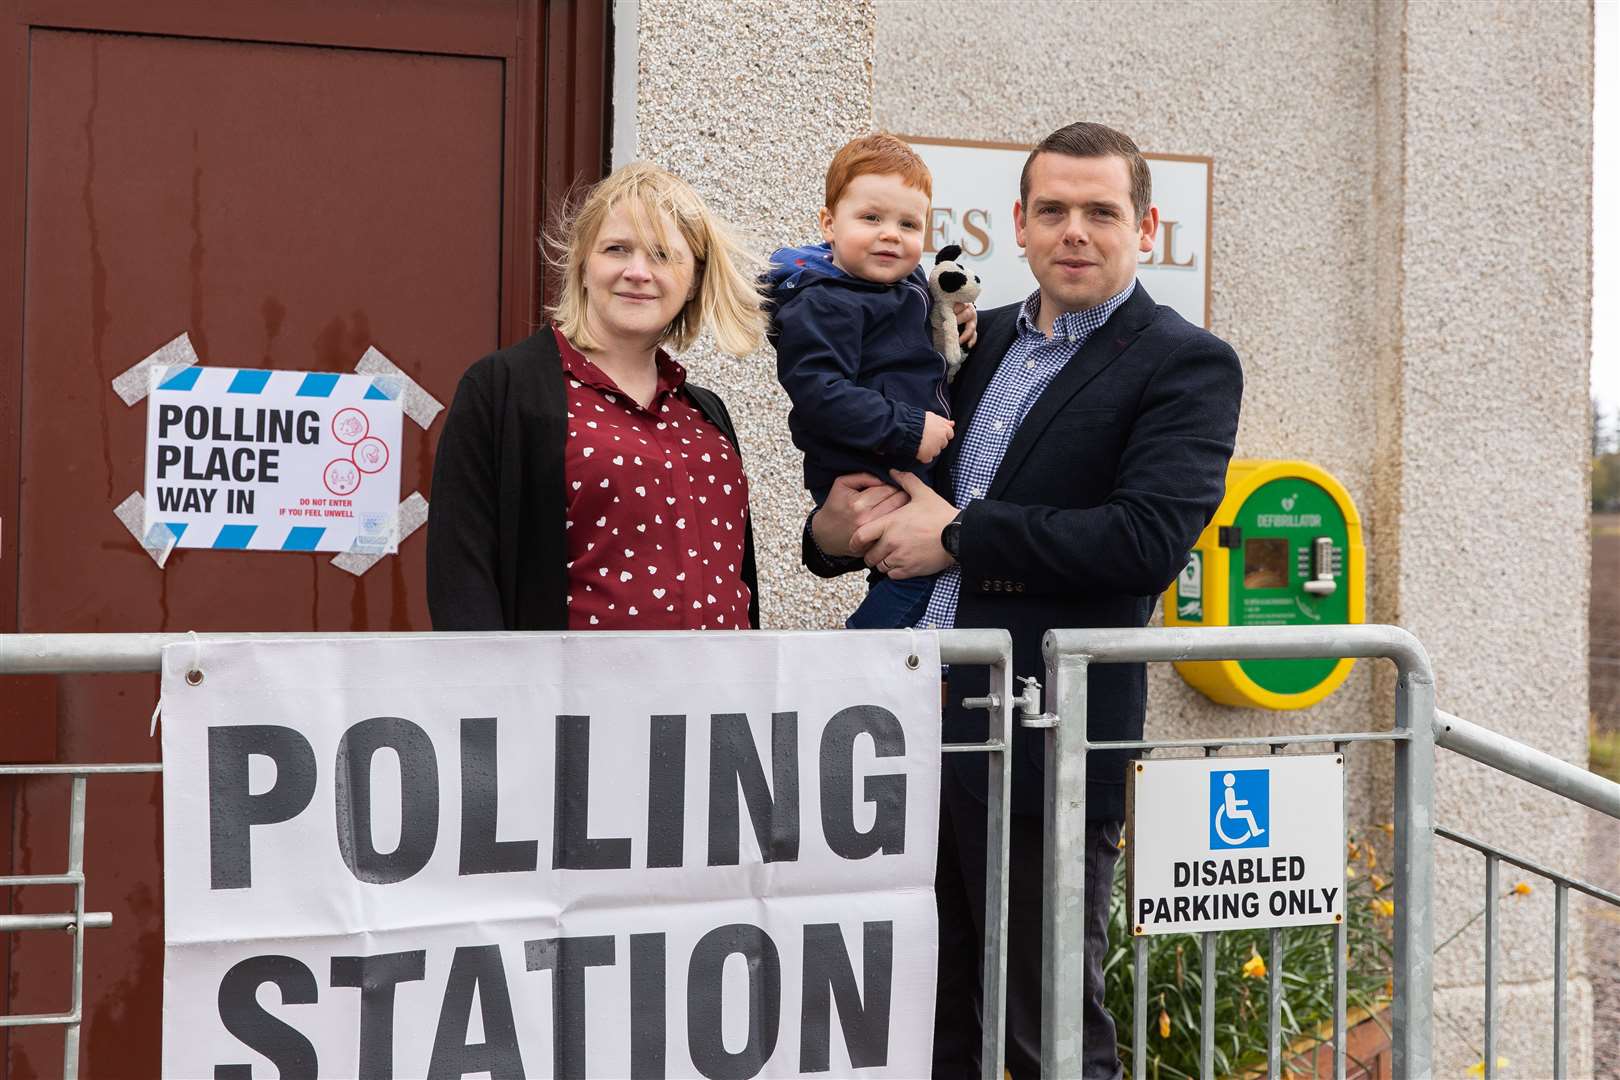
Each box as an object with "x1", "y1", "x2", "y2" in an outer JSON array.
[{"x1": 940, "y1": 510, "x2": 965, "y2": 559}]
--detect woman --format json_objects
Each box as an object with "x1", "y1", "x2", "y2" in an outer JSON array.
[{"x1": 427, "y1": 162, "x2": 768, "y2": 630}]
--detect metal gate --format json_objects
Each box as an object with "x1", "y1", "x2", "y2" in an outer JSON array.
[{"x1": 1038, "y1": 624, "x2": 1620, "y2": 1080}]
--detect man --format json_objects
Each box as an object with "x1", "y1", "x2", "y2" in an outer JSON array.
[{"x1": 806, "y1": 122, "x2": 1243, "y2": 1078}]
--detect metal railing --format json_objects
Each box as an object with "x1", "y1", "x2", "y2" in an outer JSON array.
[
  {"x1": 5, "y1": 625, "x2": 1618, "y2": 1079},
  {"x1": 0, "y1": 628, "x2": 1016, "y2": 1080},
  {"x1": 1039, "y1": 624, "x2": 1620, "y2": 1080},
  {"x1": 1427, "y1": 707, "x2": 1620, "y2": 1080},
  {"x1": 0, "y1": 762, "x2": 163, "y2": 1077}
]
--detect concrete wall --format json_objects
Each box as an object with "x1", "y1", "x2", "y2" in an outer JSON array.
[
  {"x1": 620, "y1": 0, "x2": 878, "y2": 632},
  {"x1": 625, "y1": 0, "x2": 1595, "y2": 1071},
  {"x1": 1380, "y1": 2, "x2": 1594, "y2": 1074}
]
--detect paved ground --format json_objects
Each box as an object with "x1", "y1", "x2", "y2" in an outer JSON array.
[{"x1": 1589, "y1": 514, "x2": 1619, "y2": 1075}]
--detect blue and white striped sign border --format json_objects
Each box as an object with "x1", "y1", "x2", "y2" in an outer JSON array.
[{"x1": 153, "y1": 365, "x2": 402, "y2": 403}]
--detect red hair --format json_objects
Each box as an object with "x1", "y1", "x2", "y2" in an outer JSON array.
[{"x1": 824, "y1": 133, "x2": 932, "y2": 211}]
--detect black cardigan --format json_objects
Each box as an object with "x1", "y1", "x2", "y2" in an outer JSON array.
[{"x1": 426, "y1": 329, "x2": 760, "y2": 631}]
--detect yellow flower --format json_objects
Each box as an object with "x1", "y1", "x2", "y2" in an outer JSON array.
[
  {"x1": 1513, "y1": 881, "x2": 1532, "y2": 896},
  {"x1": 1347, "y1": 840, "x2": 1360, "y2": 861},
  {"x1": 1158, "y1": 1008, "x2": 1171, "y2": 1039},
  {"x1": 1346, "y1": 864, "x2": 1358, "y2": 878},
  {"x1": 1241, "y1": 952, "x2": 1267, "y2": 979},
  {"x1": 1378, "y1": 822, "x2": 1395, "y2": 836},
  {"x1": 1364, "y1": 843, "x2": 1377, "y2": 868},
  {"x1": 1466, "y1": 1057, "x2": 1511, "y2": 1077},
  {"x1": 1370, "y1": 873, "x2": 1388, "y2": 891},
  {"x1": 1370, "y1": 898, "x2": 1395, "y2": 918}
]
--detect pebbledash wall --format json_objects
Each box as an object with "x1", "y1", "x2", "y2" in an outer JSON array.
[{"x1": 616, "y1": 0, "x2": 1595, "y2": 1072}]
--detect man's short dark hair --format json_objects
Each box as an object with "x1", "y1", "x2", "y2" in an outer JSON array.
[{"x1": 1020, "y1": 122, "x2": 1153, "y2": 223}]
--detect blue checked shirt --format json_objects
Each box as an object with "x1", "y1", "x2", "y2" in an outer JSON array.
[{"x1": 917, "y1": 282, "x2": 1136, "y2": 630}]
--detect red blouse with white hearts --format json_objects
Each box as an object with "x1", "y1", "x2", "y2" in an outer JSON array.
[{"x1": 557, "y1": 328, "x2": 752, "y2": 630}]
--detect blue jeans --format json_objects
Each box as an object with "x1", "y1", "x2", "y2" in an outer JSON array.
[{"x1": 844, "y1": 573, "x2": 934, "y2": 629}]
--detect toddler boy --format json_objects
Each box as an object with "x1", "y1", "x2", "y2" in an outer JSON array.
[{"x1": 768, "y1": 133, "x2": 965, "y2": 629}]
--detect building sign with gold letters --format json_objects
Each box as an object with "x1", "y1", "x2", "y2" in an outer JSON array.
[{"x1": 904, "y1": 137, "x2": 1212, "y2": 328}]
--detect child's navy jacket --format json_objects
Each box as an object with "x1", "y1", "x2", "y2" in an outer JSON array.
[{"x1": 767, "y1": 242, "x2": 949, "y2": 500}]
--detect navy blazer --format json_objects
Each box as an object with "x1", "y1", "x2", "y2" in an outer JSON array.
[{"x1": 932, "y1": 283, "x2": 1241, "y2": 819}]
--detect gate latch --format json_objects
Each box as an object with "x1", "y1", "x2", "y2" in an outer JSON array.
[
  {"x1": 964, "y1": 676, "x2": 1055, "y2": 727},
  {"x1": 1015, "y1": 676, "x2": 1056, "y2": 728}
]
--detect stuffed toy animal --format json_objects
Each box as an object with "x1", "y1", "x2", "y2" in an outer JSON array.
[{"x1": 928, "y1": 244, "x2": 982, "y2": 382}]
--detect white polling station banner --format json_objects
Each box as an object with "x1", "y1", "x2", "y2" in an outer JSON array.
[
  {"x1": 160, "y1": 632, "x2": 942, "y2": 1079},
  {"x1": 143, "y1": 366, "x2": 404, "y2": 553}
]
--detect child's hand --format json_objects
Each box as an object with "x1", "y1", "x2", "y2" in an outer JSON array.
[{"x1": 917, "y1": 412, "x2": 955, "y2": 464}]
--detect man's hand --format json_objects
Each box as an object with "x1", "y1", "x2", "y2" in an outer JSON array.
[
  {"x1": 954, "y1": 301, "x2": 978, "y2": 349},
  {"x1": 917, "y1": 412, "x2": 955, "y2": 464},
  {"x1": 854, "y1": 470, "x2": 958, "y2": 580},
  {"x1": 811, "y1": 472, "x2": 911, "y2": 558}
]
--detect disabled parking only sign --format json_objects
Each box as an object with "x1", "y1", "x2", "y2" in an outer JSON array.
[{"x1": 1127, "y1": 754, "x2": 1344, "y2": 935}]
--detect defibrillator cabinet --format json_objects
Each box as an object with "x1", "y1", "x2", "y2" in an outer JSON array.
[{"x1": 1164, "y1": 459, "x2": 1365, "y2": 709}]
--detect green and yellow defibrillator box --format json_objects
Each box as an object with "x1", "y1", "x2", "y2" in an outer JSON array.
[{"x1": 1165, "y1": 459, "x2": 1365, "y2": 709}]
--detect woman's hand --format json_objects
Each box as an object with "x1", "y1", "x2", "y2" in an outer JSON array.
[
  {"x1": 812, "y1": 473, "x2": 911, "y2": 557},
  {"x1": 954, "y1": 301, "x2": 978, "y2": 349}
]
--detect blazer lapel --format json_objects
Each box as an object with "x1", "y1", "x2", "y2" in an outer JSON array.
[{"x1": 988, "y1": 282, "x2": 1157, "y2": 500}]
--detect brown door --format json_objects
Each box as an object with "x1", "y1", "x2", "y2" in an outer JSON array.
[{"x1": 0, "y1": 2, "x2": 606, "y2": 1074}]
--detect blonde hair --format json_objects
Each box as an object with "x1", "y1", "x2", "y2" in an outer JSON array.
[{"x1": 547, "y1": 162, "x2": 768, "y2": 357}]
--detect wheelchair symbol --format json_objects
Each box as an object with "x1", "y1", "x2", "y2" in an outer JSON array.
[{"x1": 1214, "y1": 772, "x2": 1266, "y2": 846}]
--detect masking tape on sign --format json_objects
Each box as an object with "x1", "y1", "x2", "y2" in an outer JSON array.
[
  {"x1": 354, "y1": 347, "x2": 444, "y2": 430},
  {"x1": 330, "y1": 491, "x2": 429, "y2": 577},
  {"x1": 113, "y1": 492, "x2": 178, "y2": 568},
  {"x1": 111, "y1": 332, "x2": 200, "y2": 406}
]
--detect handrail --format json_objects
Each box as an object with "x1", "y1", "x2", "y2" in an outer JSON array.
[
  {"x1": 0, "y1": 627, "x2": 1015, "y2": 673},
  {"x1": 1436, "y1": 709, "x2": 1620, "y2": 818},
  {"x1": 1437, "y1": 826, "x2": 1620, "y2": 907},
  {"x1": 1043, "y1": 622, "x2": 1432, "y2": 676}
]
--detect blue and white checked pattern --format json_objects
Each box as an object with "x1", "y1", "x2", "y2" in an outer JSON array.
[
  {"x1": 917, "y1": 283, "x2": 1135, "y2": 630},
  {"x1": 147, "y1": 366, "x2": 401, "y2": 551}
]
